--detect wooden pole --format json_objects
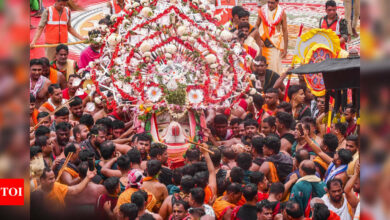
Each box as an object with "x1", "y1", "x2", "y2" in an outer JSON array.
[
  {"x1": 32, "y1": 40, "x2": 88, "y2": 48},
  {"x1": 55, "y1": 152, "x2": 73, "y2": 182},
  {"x1": 33, "y1": 97, "x2": 75, "y2": 130},
  {"x1": 187, "y1": 140, "x2": 214, "y2": 154}
]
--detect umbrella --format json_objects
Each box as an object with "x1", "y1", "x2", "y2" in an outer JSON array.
[{"x1": 287, "y1": 57, "x2": 360, "y2": 90}]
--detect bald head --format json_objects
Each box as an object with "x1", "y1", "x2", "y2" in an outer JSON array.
[
  {"x1": 309, "y1": 197, "x2": 325, "y2": 208},
  {"x1": 299, "y1": 160, "x2": 316, "y2": 176}
]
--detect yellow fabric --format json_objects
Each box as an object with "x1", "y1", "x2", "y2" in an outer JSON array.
[
  {"x1": 347, "y1": 152, "x2": 359, "y2": 177},
  {"x1": 212, "y1": 196, "x2": 236, "y2": 220},
  {"x1": 314, "y1": 156, "x2": 329, "y2": 171},
  {"x1": 46, "y1": 182, "x2": 68, "y2": 209},
  {"x1": 268, "y1": 161, "x2": 280, "y2": 183},
  {"x1": 64, "y1": 167, "x2": 79, "y2": 178},
  {"x1": 115, "y1": 187, "x2": 156, "y2": 213},
  {"x1": 299, "y1": 28, "x2": 341, "y2": 55}
]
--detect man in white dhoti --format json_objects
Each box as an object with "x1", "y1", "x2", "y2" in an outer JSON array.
[{"x1": 255, "y1": 0, "x2": 288, "y2": 74}]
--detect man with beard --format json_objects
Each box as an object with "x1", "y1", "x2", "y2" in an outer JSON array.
[
  {"x1": 53, "y1": 122, "x2": 71, "y2": 156},
  {"x1": 38, "y1": 167, "x2": 96, "y2": 210},
  {"x1": 275, "y1": 111, "x2": 295, "y2": 154},
  {"x1": 261, "y1": 116, "x2": 277, "y2": 137},
  {"x1": 69, "y1": 97, "x2": 84, "y2": 122},
  {"x1": 212, "y1": 114, "x2": 232, "y2": 142},
  {"x1": 149, "y1": 143, "x2": 172, "y2": 186},
  {"x1": 243, "y1": 118, "x2": 260, "y2": 143},
  {"x1": 54, "y1": 143, "x2": 82, "y2": 185},
  {"x1": 345, "y1": 135, "x2": 359, "y2": 177},
  {"x1": 322, "y1": 179, "x2": 353, "y2": 220},
  {"x1": 230, "y1": 118, "x2": 243, "y2": 139},
  {"x1": 290, "y1": 160, "x2": 326, "y2": 217},
  {"x1": 40, "y1": 84, "x2": 68, "y2": 113},
  {"x1": 343, "y1": 104, "x2": 357, "y2": 136},
  {"x1": 40, "y1": 57, "x2": 67, "y2": 89},
  {"x1": 263, "y1": 88, "x2": 279, "y2": 117},
  {"x1": 238, "y1": 22, "x2": 260, "y2": 58},
  {"x1": 50, "y1": 44, "x2": 79, "y2": 81},
  {"x1": 81, "y1": 124, "x2": 107, "y2": 160},
  {"x1": 112, "y1": 120, "x2": 125, "y2": 139},
  {"x1": 30, "y1": 59, "x2": 51, "y2": 107},
  {"x1": 251, "y1": 56, "x2": 284, "y2": 93}
]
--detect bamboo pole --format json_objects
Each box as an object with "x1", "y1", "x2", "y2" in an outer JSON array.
[
  {"x1": 55, "y1": 152, "x2": 73, "y2": 182},
  {"x1": 33, "y1": 97, "x2": 75, "y2": 130},
  {"x1": 187, "y1": 140, "x2": 214, "y2": 154},
  {"x1": 32, "y1": 40, "x2": 88, "y2": 48}
]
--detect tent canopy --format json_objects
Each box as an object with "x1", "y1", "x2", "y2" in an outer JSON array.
[{"x1": 287, "y1": 57, "x2": 360, "y2": 90}]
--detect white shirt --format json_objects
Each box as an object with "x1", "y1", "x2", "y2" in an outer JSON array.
[{"x1": 322, "y1": 194, "x2": 352, "y2": 220}]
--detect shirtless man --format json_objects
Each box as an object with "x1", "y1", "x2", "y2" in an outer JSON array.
[
  {"x1": 30, "y1": 59, "x2": 51, "y2": 108},
  {"x1": 141, "y1": 160, "x2": 168, "y2": 212},
  {"x1": 66, "y1": 162, "x2": 107, "y2": 210},
  {"x1": 52, "y1": 122, "x2": 71, "y2": 156},
  {"x1": 69, "y1": 97, "x2": 84, "y2": 122}
]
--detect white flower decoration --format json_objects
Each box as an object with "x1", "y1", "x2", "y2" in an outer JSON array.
[
  {"x1": 177, "y1": 26, "x2": 187, "y2": 36},
  {"x1": 88, "y1": 61, "x2": 95, "y2": 68},
  {"x1": 94, "y1": 97, "x2": 102, "y2": 105},
  {"x1": 249, "y1": 88, "x2": 257, "y2": 95},
  {"x1": 167, "y1": 79, "x2": 178, "y2": 91},
  {"x1": 188, "y1": 89, "x2": 204, "y2": 104},
  {"x1": 249, "y1": 74, "x2": 256, "y2": 81},
  {"x1": 220, "y1": 30, "x2": 233, "y2": 41},
  {"x1": 140, "y1": 41, "x2": 152, "y2": 53},
  {"x1": 166, "y1": 44, "x2": 177, "y2": 54},
  {"x1": 140, "y1": 7, "x2": 153, "y2": 18},
  {"x1": 146, "y1": 86, "x2": 162, "y2": 102},
  {"x1": 205, "y1": 54, "x2": 217, "y2": 64},
  {"x1": 108, "y1": 34, "x2": 119, "y2": 46}
]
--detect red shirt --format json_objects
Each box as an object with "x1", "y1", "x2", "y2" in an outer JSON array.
[
  {"x1": 96, "y1": 194, "x2": 118, "y2": 220},
  {"x1": 62, "y1": 88, "x2": 88, "y2": 100},
  {"x1": 257, "y1": 192, "x2": 269, "y2": 202}
]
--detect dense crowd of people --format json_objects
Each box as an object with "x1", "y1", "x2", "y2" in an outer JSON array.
[{"x1": 30, "y1": 0, "x2": 360, "y2": 219}]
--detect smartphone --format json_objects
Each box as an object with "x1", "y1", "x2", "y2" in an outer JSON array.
[
  {"x1": 304, "y1": 124, "x2": 311, "y2": 133},
  {"x1": 87, "y1": 157, "x2": 95, "y2": 171},
  {"x1": 298, "y1": 124, "x2": 304, "y2": 136}
]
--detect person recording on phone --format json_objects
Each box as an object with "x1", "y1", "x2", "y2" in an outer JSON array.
[{"x1": 291, "y1": 117, "x2": 322, "y2": 159}]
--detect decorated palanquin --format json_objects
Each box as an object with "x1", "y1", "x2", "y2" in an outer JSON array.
[
  {"x1": 293, "y1": 29, "x2": 349, "y2": 96},
  {"x1": 87, "y1": 0, "x2": 255, "y2": 165}
]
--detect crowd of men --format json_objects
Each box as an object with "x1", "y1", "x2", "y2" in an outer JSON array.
[{"x1": 30, "y1": 0, "x2": 360, "y2": 219}]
